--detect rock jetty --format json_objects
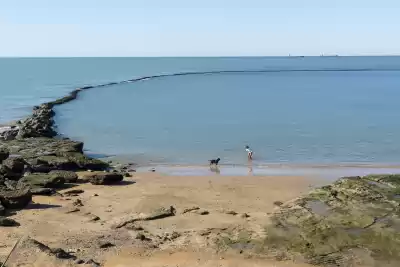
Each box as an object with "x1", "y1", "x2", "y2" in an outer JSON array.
[{"x1": 0, "y1": 86, "x2": 121, "y2": 225}]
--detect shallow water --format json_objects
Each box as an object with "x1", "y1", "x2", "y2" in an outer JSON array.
[
  {"x1": 135, "y1": 165, "x2": 400, "y2": 180},
  {"x1": 1, "y1": 57, "x2": 400, "y2": 165}
]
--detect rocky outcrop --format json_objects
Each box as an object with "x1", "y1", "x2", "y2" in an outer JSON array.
[
  {"x1": 0, "y1": 138, "x2": 107, "y2": 172},
  {"x1": 49, "y1": 170, "x2": 78, "y2": 183},
  {"x1": 0, "y1": 187, "x2": 32, "y2": 209},
  {"x1": 16, "y1": 104, "x2": 56, "y2": 139},
  {"x1": 19, "y1": 173, "x2": 65, "y2": 189},
  {"x1": 223, "y1": 174, "x2": 400, "y2": 266},
  {"x1": 2, "y1": 157, "x2": 25, "y2": 176},
  {"x1": 86, "y1": 173, "x2": 124, "y2": 185},
  {"x1": 0, "y1": 126, "x2": 19, "y2": 141}
]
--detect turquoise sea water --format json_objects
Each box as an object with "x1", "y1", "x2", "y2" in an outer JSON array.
[{"x1": 1, "y1": 57, "x2": 400, "y2": 166}]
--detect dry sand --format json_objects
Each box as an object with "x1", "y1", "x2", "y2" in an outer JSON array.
[{"x1": 0, "y1": 172, "x2": 316, "y2": 267}]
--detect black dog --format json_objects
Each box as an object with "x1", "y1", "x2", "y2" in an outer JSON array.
[{"x1": 209, "y1": 158, "x2": 221, "y2": 166}]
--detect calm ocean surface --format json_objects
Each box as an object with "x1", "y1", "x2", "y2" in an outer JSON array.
[{"x1": 1, "y1": 57, "x2": 400, "y2": 165}]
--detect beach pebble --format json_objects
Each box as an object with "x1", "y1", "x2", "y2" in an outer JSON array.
[
  {"x1": 65, "y1": 207, "x2": 80, "y2": 214},
  {"x1": 136, "y1": 233, "x2": 146, "y2": 241},
  {"x1": 98, "y1": 240, "x2": 115, "y2": 249},
  {"x1": 73, "y1": 199, "x2": 84, "y2": 207},
  {"x1": 194, "y1": 209, "x2": 209, "y2": 215}
]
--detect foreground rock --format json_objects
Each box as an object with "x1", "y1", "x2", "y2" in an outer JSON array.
[
  {"x1": 31, "y1": 188, "x2": 55, "y2": 196},
  {"x1": 0, "y1": 138, "x2": 108, "y2": 172},
  {"x1": 87, "y1": 173, "x2": 124, "y2": 185},
  {"x1": 0, "y1": 216, "x2": 20, "y2": 227},
  {"x1": 25, "y1": 238, "x2": 77, "y2": 260},
  {"x1": 49, "y1": 170, "x2": 78, "y2": 183},
  {"x1": 19, "y1": 173, "x2": 65, "y2": 189},
  {"x1": 113, "y1": 206, "x2": 176, "y2": 229},
  {"x1": 220, "y1": 174, "x2": 400, "y2": 266},
  {"x1": 0, "y1": 187, "x2": 32, "y2": 209}
]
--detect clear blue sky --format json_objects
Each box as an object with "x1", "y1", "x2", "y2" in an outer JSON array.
[{"x1": 1, "y1": 0, "x2": 399, "y2": 56}]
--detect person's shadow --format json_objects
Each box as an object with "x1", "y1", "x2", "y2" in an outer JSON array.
[{"x1": 210, "y1": 166, "x2": 221, "y2": 175}]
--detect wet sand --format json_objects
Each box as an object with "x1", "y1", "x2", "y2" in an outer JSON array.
[{"x1": 1, "y1": 172, "x2": 315, "y2": 267}]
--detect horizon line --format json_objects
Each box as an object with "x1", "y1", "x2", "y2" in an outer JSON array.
[{"x1": 1, "y1": 54, "x2": 400, "y2": 58}]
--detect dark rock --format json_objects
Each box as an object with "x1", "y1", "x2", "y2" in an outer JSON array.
[
  {"x1": 124, "y1": 172, "x2": 131, "y2": 177},
  {"x1": 85, "y1": 259, "x2": 100, "y2": 267},
  {"x1": 170, "y1": 231, "x2": 181, "y2": 239},
  {"x1": 31, "y1": 188, "x2": 55, "y2": 196},
  {"x1": 194, "y1": 209, "x2": 209, "y2": 215},
  {"x1": 273, "y1": 201, "x2": 284, "y2": 207},
  {"x1": 136, "y1": 233, "x2": 146, "y2": 241},
  {"x1": 75, "y1": 259, "x2": 85, "y2": 264},
  {"x1": 49, "y1": 170, "x2": 78, "y2": 183},
  {"x1": 50, "y1": 248, "x2": 76, "y2": 259},
  {"x1": 56, "y1": 152, "x2": 108, "y2": 171},
  {"x1": 126, "y1": 224, "x2": 144, "y2": 231},
  {"x1": 0, "y1": 165, "x2": 22, "y2": 180},
  {"x1": 73, "y1": 199, "x2": 84, "y2": 207},
  {"x1": 2, "y1": 157, "x2": 26, "y2": 174},
  {"x1": 63, "y1": 189, "x2": 84, "y2": 196},
  {"x1": 0, "y1": 147, "x2": 9, "y2": 162},
  {"x1": 34, "y1": 155, "x2": 78, "y2": 171},
  {"x1": 182, "y1": 206, "x2": 200, "y2": 214},
  {"x1": 0, "y1": 187, "x2": 32, "y2": 209},
  {"x1": 88, "y1": 173, "x2": 123, "y2": 185},
  {"x1": 0, "y1": 203, "x2": 5, "y2": 216},
  {"x1": 19, "y1": 173, "x2": 65, "y2": 188},
  {"x1": 26, "y1": 238, "x2": 77, "y2": 260},
  {"x1": 87, "y1": 214, "x2": 100, "y2": 222},
  {"x1": 98, "y1": 240, "x2": 115, "y2": 248},
  {"x1": 0, "y1": 217, "x2": 20, "y2": 227},
  {"x1": 224, "y1": 210, "x2": 238, "y2": 215},
  {"x1": 65, "y1": 207, "x2": 80, "y2": 214}
]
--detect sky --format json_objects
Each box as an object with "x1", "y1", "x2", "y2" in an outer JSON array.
[{"x1": 1, "y1": 0, "x2": 400, "y2": 56}]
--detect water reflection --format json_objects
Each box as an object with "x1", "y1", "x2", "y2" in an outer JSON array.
[{"x1": 210, "y1": 166, "x2": 221, "y2": 174}]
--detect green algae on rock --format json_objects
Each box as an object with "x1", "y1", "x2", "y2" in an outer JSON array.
[
  {"x1": 260, "y1": 175, "x2": 400, "y2": 266},
  {"x1": 214, "y1": 175, "x2": 400, "y2": 266}
]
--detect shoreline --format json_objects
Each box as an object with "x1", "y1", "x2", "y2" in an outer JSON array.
[{"x1": 133, "y1": 164, "x2": 400, "y2": 179}]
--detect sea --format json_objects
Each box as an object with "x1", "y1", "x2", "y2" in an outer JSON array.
[{"x1": 1, "y1": 57, "x2": 400, "y2": 167}]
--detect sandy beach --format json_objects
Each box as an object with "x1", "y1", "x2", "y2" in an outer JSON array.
[{"x1": 0, "y1": 171, "x2": 315, "y2": 266}]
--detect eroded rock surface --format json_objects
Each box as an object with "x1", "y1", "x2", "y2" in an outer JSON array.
[{"x1": 219, "y1": 175, "x2": 400, "y2": 267}]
